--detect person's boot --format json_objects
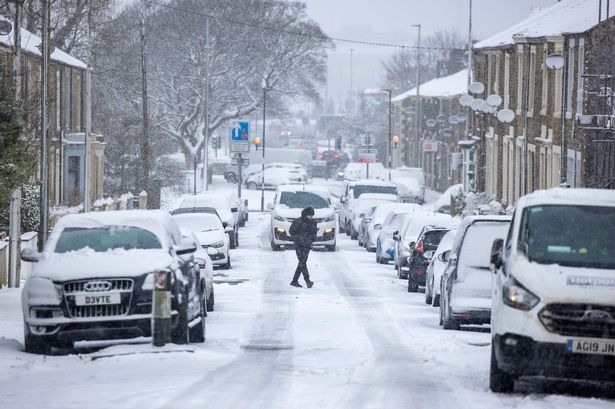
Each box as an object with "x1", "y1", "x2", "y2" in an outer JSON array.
[
  {"x1": 290, "y1": 280, "x2": 302, "y2": 288},
  {"x1": 305, "y1": 280, "x2": 314, "y2": 288}
]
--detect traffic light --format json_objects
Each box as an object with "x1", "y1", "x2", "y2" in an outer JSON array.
[{"x1": 211, "y1": 136, "x2": 219, "y2": 149}]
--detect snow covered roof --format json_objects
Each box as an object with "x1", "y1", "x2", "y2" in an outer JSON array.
[
  {"x1": 474, "y1": 0, "x2": 601, "y2": 50},
  {"x1": 392, "y1": 69, "x2": 468, "y2": 103},
  {"x1": 520, "y1": 188, "x2": 615, "y2": 208},
  {"x1": 0, "y1": 17, "x2": 86, "y2": 69}
]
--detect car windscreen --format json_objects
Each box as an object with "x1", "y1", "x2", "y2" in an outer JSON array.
[
  {"x1": 519, "y1": 205, "x2": 615, "y2": 269},
  {"x1": 173, "y1": 215, "x2": 223, "y2": 232},
  {"x1": 458, "y1": 221, "x2": 510, "y2": 270},
  {"x1": 54, "y1": 226, "x2": 162, "y2": 253},
  {"x1": 279, "y1": 191, "x2": 330, "y2": 209},
  {"x1": 353, "y1": 185, "x2": 397, "y2": 199}
]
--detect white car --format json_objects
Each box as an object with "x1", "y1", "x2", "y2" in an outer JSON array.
[
  {"x1": 173, "y1": 213, "x2": 231, "y2": 270},
  {"x1": 191, "y1": 236, "x2": 216, "y2": 312},
  {"x1": 245, "y1": 167, "x2": 305, "y2": 190},
  {"x1": 364, "y1": 203, "x2": 422, "y2": 252},
  {"x1": 265, "y1": 162, "x2": 309, "y2": 182},
  {"x1": 20, "y1": 210, "x2": 205, "y2": 354},
  {"x1": 343, "y1": 162, "x2": 385, "y2": 181},
  {"x1": 424, "y1": 229, "x2": 457, "y2": 307},
  {"x1": 339, "y1": 179, "x2": 398, "y2": 236},
  {"x1": 269, "y1": 184, "x2": 337, "y2": 252},
  {"x1": 175, "y1": 193, "x2": 239, "y2": 249},
  {"x1": 489, "y1": 188, "x2": 615, "y2": 393}
]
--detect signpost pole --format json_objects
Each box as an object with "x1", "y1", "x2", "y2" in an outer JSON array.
[{"x1": 237, "y1": 153, "x2": 242, "y2": 199}]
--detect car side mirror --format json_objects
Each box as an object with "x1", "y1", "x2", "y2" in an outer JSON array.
[
  {"x1": 21, "y1": 247, "x2": 41, "y2": 263},
  {"x1": 175, "y1": 238, "x2": 197, "y2": 255},
  {"x1": 222, "y1": 221, "x2": 228, "y2": 228},
  {"x1": 225, "y1": 226, "x2": 234, "y2": 233},
  {"x1": 340, "y1": 196, "x2": 347, "y2": 204},
  {"x1": 423, "y1": 250, "x2": 435, "y2": 259},
  {"x1": 438, "y1": 250, "x2": 450, "y2": 263},
  {"x1": 490, "y1": 238, "x2": 504, "y2": 271},
  {"x1": 359, "y1": 213, "x2": 365, "y2": 219},
  {"x1": 334, "y1": 203, "x2": 341, "y2": 210},
  {"x1": 409, "y1": 241, "x2": 416, "y2": 249},
  {"x1": 266, "y1": 202, "x2": 273, "y2": 210},
  {"x1": 393, "y1": 231, "x2": 400, "y2": 241}
]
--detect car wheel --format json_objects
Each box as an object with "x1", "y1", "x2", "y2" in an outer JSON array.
[
  {"x1": 189, "y1": 290, "x2": 206, "y2": 343},
  {"x1": 226, "y1": 173, "x2": 237, "y2": 183},
  {"x1": 489, "y1": 344, "x2": 516, "y2": 393},
  {"x1": 407, "y1": 277, "x2": 419, "y2": 293},
  {"x1": 206, "y1": 287, "x2": 215, "y2": 312},
  {"x1": 442, "y1": 308, "x2": 460, "y2": 330},
  {"x1": 24, "y1": 324, "x2": 54, "y2": 355},
  {"x1": 271, "y1": 239, "x2": 282, "y2": 251},
  {"x1": 358, "y1": 235, "x2": 363, "y2": 246},
  {"x1": 425, "y1": 280, "x2": 433, "y2": 304},
  {"x1": 376, "y1": 254, "x2": 381, "y2": 263},
  {"x1": 234, "y1": 231, "x2": 239, "y2": 247},
  {"x1": 172, "y1": 288, "x2": 190, "y2": 344},
  {"x1": 432, "y1": 293, "x2": 440, "y2": 307},
  {"x1": 379, "y1": 256, "x2": 388, "y2": 265},
  {"x1": 350, "y1": 227, "x2": 358, "y2": 240},
  {"x1": 222, "y1": 256, "x2": 231, "y2": 270},
  {"x1": 239, "y1": 216, "x2": 246, "y2": 228},
  {"x1": 345, "y1": 221, "x2": 350, "y2": 236},
  {"x1": 247, "y1": 182, "x2": 258, "y2": 190},
  {"x1": 339, "y1": 221, "x2": 345, "y2": 233},
  {"x1": 229, "y1": 232, "x2": 237, "y2": 249}
]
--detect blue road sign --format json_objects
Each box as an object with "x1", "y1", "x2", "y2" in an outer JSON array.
[{"x1": 231, "y1": 121, "x2": 249, "y2": 141}]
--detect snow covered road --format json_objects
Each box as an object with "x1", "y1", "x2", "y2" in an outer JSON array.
[{"x1": 0, "y1": 213, "x2": 613, "y2": 409}]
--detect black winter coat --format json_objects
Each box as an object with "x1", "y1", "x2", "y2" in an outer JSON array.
[{"x1": 289, "y1": 216, "x2": 318, "y2": 248}]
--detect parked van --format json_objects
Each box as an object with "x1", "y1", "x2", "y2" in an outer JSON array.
[{"x1": 489, "y1": 188, "x2": 615, "y2": 392}]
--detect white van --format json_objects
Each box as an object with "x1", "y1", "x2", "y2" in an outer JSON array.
[{"x1": 489, "y1": 188, "x2": 615, "y2": 392}]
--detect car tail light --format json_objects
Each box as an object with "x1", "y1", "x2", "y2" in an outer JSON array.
[
  {"x1": 415, "y1": 240, "x2": 424, "y2": 254},
  {"x1": 155, "y1": 271, "x2": 168, "y2": 290}
]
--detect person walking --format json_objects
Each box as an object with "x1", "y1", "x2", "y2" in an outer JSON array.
[{"x1": 289, "y1": 207, "x2": 317, "y2": 288}]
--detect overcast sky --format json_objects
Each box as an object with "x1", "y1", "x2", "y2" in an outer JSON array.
[{"x1": 302, "y1": 0, "x2": 558, "y2": 107}]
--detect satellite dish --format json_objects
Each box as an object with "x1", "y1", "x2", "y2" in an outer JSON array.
[
  {"x1": 481, "y1": 101, "x2": 497, "y2": 114},
  {"x1": 436, "y1": 114, "x2": 447, "y2": 124},
  {"x1": 0, "y1": 20, "x2": 12, "y2": 36},
  {"x1": 456, "y1": 113, "x2": 468, "y2": 122},
  {"x1": 469, "y1": 81, "x2": 485, "y2": 95},
  {"x1": 459, "y1": 94, "x2": 474, "y2": 107},
  {"x1": 487, "y1": 94, "x2": 503, "y2": 107},
  {"x1": 425, "y1": 119, "x2": 437, "y2": 128},
  {"x1": 470, "y1": 98, "x2": 485, "y2": 112},
  {"x1": 546, "y1": 53, "x2": 565, "y2": 70},
  {"x1": 497, "y1": 109, "x2": 515, "y2": 123},
  {"x1": 442, "y1": 128, "x2": 453, "y2": 138}
]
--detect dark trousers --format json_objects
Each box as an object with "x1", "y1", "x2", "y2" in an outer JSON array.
[{"x1": 292, "y1": 246, "x2": 311, "y2": 282}]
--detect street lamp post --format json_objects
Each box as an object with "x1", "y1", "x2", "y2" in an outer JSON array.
[
  {"x1": 412, "y1": 24, "x2": 422, "y2": 167},
  {"x1": 261, "y1": 80, "x2": 267, "y2": 212}
]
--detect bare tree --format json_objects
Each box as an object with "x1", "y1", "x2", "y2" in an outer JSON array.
[{"x1": 382, "y1": 28, "x2": 466, "y2": 95}]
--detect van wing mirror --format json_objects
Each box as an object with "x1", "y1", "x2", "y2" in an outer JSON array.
[
  {"x1": 175, "y1": 238, "x2": 197, "y2": 255},
  {"x1": 490, "y1": 238, "x2": 504, "y2": 271},
  {"x1": 438, "y1": 250, "x2": 450, "y2": 263},
  {"x1": 21, "y1": 247, "x2": 41, "y2": 263},
  {"x1": 392, "y1": 231, "x2": 400, "y2": 241}
]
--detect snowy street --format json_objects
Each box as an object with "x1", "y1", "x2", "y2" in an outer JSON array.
[{"x1": 1, "y1": 207, "x2": 613, "y2": 409}]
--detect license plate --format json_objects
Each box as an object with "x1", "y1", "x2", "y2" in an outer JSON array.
[
  {"x1": 75, "y1": 293, "x2": 121, "y2": 306},
  {"x1": 567, "y1": 338, "x2": 615, "y2": 356}
]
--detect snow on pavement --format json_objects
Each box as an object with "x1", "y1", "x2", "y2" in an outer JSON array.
[{"x1": 0, "y1": 208, "x2": 613, "y2": 408}]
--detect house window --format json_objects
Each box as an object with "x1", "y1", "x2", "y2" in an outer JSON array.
[
  {"x1": 566, "y1": 39, "x2": 575, "y2": 118},
  {"x1": 494, "y1": 54, "x2": 500, "y2": 97},
  {"x1": 553, "y1": 43, "x2": 564, "y2": 118},
  {"x1": 576, "y1": 38, "x2": 585, "y2": 121},
  {"x1": 67, "y1": 156, "x2": 80, "y2": 190},
  {"x1": 528, "y1": 46, "x2": 536, "y2": 117},
  {"x1": 517, "y1": 45, "x2": 524, "y2": 115},
  {"x1": 567, "y1": 149, "x2": 582, "y2": 187},
  {"x1": 504, "y1": 53, "x2": 510, "y2": 109},
  {"x1": 540, "y1": 46, "x2": 548, "y2": 115}
]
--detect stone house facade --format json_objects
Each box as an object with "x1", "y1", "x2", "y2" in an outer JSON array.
[{"x1": 472, "y1": 0, "x2": 615, "y2": 207}]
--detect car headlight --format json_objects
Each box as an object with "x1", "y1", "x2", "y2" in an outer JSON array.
[
  {"x1": 25, "y1": 277, "x2": 62, "y2": 306},
  {"x1": 209, "y1": 241, "x2": 225, "y2": 248},
  {"x1": 274, "y1": 214, "x2": 287, "y2": 222},
  {"x1": 503, "y1": 278, "x2": 540, "y2": 311},
  {"x1": 324, "y1": 214, "x2": 335, "y2": 222}
]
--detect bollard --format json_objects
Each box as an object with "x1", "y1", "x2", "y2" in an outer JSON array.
[
  {"x1": 139, "y1": 190, "x2": 148, "y2": 210},
  {"x1": 152, "y1": 270, "x2": 172, "y2": 346}
]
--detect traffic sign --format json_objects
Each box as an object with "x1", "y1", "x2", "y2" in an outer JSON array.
[
  {"x1": 231, "y1": 157, "x2": 250, "y2": 166},
  {"x1": 231, "y1": 121, "x2": 250, "y2": 153}
]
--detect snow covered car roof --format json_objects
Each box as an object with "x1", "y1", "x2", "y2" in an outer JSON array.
[
  {"x1": 47, "y1": 210, "x2": 179, "y2": 252},
  {"x1": 356, "y1": 193, "x2": 399, "y2": 202},
  {"x1": 519, "y1": 188, "x2": 615, "y2": 208},
  {"x1": 348, "y1": 179, "x2": 397, "y2": 188},
  {"x1": 276, "y1": 184, "x2": 329, "y2": 193}
]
